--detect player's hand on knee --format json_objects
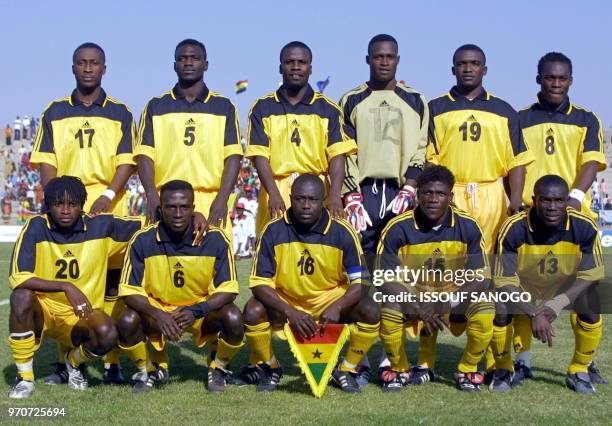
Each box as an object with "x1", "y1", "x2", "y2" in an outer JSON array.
[
  {"x1": 268, "y1": 192, "x2": 286, "y2": 219},
  {"x1": 532, "y1": 313, "x2": 555, "y2": 347},
  {"x1": 62, "y1": 283, "x2": 93, "y2": 319},
  {"x1": 153, "y1": 310, "x2": 183, "y2": 342},
  {"x1": 89, "y1": 196, "x2": 111, "y2": 216},
  {"x1": 343, "y1": 192, "x2": 372, "y2": 233},
  {"x1": 386, "y1": 185, "x2": 416, "y2": 215},
  {"x1": 208, "y1": 197, "x2": 228, "y2": 229},
  {"x1": 172, "y1": 309, "x2": 196, "y2": 330},
  {"x1": 535, "y1": 304, "x2": 557, "y2": 323},
  {"x1": 319, "y1": 304, "x2": 342, "y2": 335},
  {"x1": 286, "y1": 308, "x2": 317, "y2": 339}
]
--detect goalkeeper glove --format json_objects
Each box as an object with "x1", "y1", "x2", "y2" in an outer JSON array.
[
  {"x1": 387, "y1": 184, "x2": 416, "y2": 215},
  {"x1": 343, "y1": 192, "x2": 372, "y2": 233}
]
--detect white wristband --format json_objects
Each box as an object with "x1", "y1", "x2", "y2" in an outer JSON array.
[
  {"x1": 102, "y1": 189, "x2": 116, "y2": 201},
  {"x1": 569, "y1": 188, "x2": 585, "y2": 204},
  {"x1": 544, "y1": 293, "x2": 571, "y2": 317}
]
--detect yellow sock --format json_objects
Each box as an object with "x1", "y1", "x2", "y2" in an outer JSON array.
[
  {"x1": 68, "y1": 345, "x2": 99, "y2": 367},
  {"x1": 211, "y1": 337, "x2": 245, "y2": 369},
  {"x1": 458, "y1": 312, "x2": 494, "y2": 372},
  {"x1": 568, "y1": 313, "x2": 603, "y2": 374},
  {"x1": 148, "y1": 346, "x2": 169, "y2": 371},
  {"x1": 245, "y1": 322, "x2": 274, "y2": 365},
  {"x1": 513, "y1": 314, "x2": 532, "y2": 353},
  {"x1": 9, "y1": 332, "x2": 36, "y2": 381},
  {"x1": 490, "y1": 324, "x2": 514, "y2": 371},
  {"x1": 342, "y1": 322, "x2": 379, "y2": 371},
  {"x1": 380, "y1": 309, "x2": 409, "y2": 372},
  {"x1": 418, "y1": 330, "x2": 438, "y2": 369},
  {"x1": 206, "y1": 338, "x2": 219, "y2": 366},
  {"x1": 119, "y1": 341, "x2": 149, "y2": 372},
  {"x1": 103, "y1": 296, "x2": 122, "y2": 367}
]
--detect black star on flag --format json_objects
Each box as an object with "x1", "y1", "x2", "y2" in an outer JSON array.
[{"x1": 312, "y1": 349, "x2": 323, "y2": 359}]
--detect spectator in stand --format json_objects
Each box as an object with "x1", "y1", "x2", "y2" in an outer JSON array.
[
  {"x1": 1, "y1": 192, "x2": 11, "y2": 223},
  {"x1": 13, "y1": 116, "x2": 22, "y2": 141},
  {"x1": 605, "y1": 197, "x2": 612, "y2": 210},
  {"x1": 233, "y1": 202, "x2": 255, "y2": 259},
  {"x1": 600, "y1": 178, "x2": 607, "y2": 202},
  {"x1": 22, "y1": 116, "x2": 31, "y2": 140},
  {"x1": 5, "y1": 125, "x2": 12, "y2": 147}
]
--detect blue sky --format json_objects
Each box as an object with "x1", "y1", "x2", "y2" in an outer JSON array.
[{"x1": 2, "y1": 0, "x2": 611, "y2": 128}]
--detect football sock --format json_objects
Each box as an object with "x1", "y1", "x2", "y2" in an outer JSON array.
[
  {"x1": 211, "y1": 337, "x2": 244, "y2": 369},
  {"x1": 119, "y1": 341, "x2": 149, "y2": 373},
  {"x1": 490, "y1": 324, "x2": 514, "y2": 371},
  {"x1": 515, "y1": 350, "x2": 532, "y2": 369},
  {"x1": 148, "y1": 346, "x2": 169, "y2": 372},
  {"x1": 68, "y1": 345, "x2": 99, "y2": 367},
  {"x1": 418, "y1": 330, "x2": 438, "y2": 370},
  {"x1": 103, "y1": 296, "x2": 122, "y2": 368},
  {"x1": 512, "y1": 314, "x2": 532, "y2": 353},
  {"x1": 9, "y1": 331, "x2": 36, "y2": 381},
  {"x1": 458, "y1": 311, "x2": 493, "y2": 372},
  {"x1": 342, "y1": 322, "x2": 379, "y2": 372},
  {"x1": 568, "y1": 313, "x2": 602, "y2": 374},
  {"x1": 245, "y1": 322, "x2": 274, "y2": 366},
  {"x1": 206, "y1": 338, "x2": 219, "y2": 366},
  {"x1": 380, "y1": 309, "x2": 408, "y2": 372}
]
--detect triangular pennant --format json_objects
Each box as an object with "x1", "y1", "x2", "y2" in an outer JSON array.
[{"x1": 284, "y1": 323, "x2": 350, "y2": 398}]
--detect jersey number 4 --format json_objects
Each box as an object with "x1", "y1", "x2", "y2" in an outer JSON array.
[
  {"x1": 459, "y1": 121, "x2": 481, "y2": 141},
  {"x1": 75, "y1": 129, "x2": 95, "y2": 148},
  {"x1": 291, "y1": 128, "x2": 301, "y2": 147},
  {"x1": 55, "y1": 259, "x2": 80, "y2": 279}
]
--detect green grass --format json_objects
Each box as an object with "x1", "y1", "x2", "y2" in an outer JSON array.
[{"x1": 0, "y1": 243, "x2": 611, "y2": 425}]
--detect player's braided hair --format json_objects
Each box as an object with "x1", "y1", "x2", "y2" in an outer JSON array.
[
  {"x1": 416, "y1": 165, "x2": 455, "y2": 190},
  {"x1": 73, "y1": 42, "x2": 105, "y2": 64},
  {"x1": 453, "y1": 44, "x2": 486, "y2": 65},
  {"x1": 175, "y1": 38, "x2": 207, "y2": 60},
  {"x1": 160, "y1": 180, "x2": 194, "y2": 198},
  {"x1": 44, "y1": 176, "x2": 87, "y2": 209},
  {"x1": 538, "y1": 52, "x2": 572, "y2": 76},
  {"x1": 280, "y1": 41, "x2": 312, "y2": 63},
  {"x1": 368, "y1": 34, "x2": 398, "y2": 55}
]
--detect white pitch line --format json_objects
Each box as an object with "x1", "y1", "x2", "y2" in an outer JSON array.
[{"x1": 0, "y1": 299, "x2": 9, "y2": 306}]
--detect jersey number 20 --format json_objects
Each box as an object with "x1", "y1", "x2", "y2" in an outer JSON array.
[{"x1": 55, "y1": 259, "x2": 80, "y2": 279}]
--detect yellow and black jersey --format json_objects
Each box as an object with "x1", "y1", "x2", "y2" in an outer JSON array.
[
  {"x1": 427, "y1": 87, "x2": 533, "y2": 183},
  {"x1": 135, "y1": 84, "x2": 242, "y2": 191},
  {"x1": 250, "y1": 209, "x2": 367, "y2": 304},
  {"x1": 119, "y1": 223, "x2": 238, "y2": 307},
  {"x1": 9, "y1": 214, "x2": 143, "y2": 311},
  {"x1": 31, "y1": 89, "x2": 136, "y2": 187},
  {"x1": 246, "y1": 85, "x2": 356, "y2": 178},
  {"x1": 494, "y1": 207, "x2": 604, "y2": 300},
  {"x1": 376, "y1": 206, "x2": 490, "y2": 292},
  {"x1": 519, "y1": 96, "x2": 606, "y2": 206},
  {"x1": 339, "y1": 82, "x2": 429, "y2": 191}
]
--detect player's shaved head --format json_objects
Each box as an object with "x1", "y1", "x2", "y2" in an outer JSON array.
[
  {"x1": 417, "y1": 165, "x2": 455, "y2": 191},
  {"x1": 534, "y1": 175, "x2": 569, "y2": 197},
  {"x1": 160, "y1": 180, "x2": 194, "y2": 200},
  {"x1": 453, "y1": 44, "x2": 486, "y2": 65},
  {"x1": 175, "y1": 38, "x2": 207, "y2": 60},
  {"x1": 368, "y1": 34, "x2": 398, "y2": 55},
  {"x1": 73, "y1": 42, "x2": 105, "y2": 64},
  {"x1": 44, "y1": 176, "x2": 87, "y2": 209},
  {"x1": 292, "y1": 174, "x2": 325, "y2": 198},
  {"x1": 538, "y1": 52, "x2": 572, "y2": 76},
  {"x1": 280, "y1": 41, "x2": 312, "y2": 63}
]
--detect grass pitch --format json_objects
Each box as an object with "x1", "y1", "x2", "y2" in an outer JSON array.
[{"x1": 0, "y1": 243, "x2": 610, "y2": 425}]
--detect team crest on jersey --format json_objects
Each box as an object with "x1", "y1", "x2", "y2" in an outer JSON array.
[
  {"x1": 379, "y1": 100, "x2": 390, "y2": 108},
  {"x1": 63, "y1": 250, "x2": 75, "y2": 258},
  {"x1": 185, "y1": 118, "x2": 196, "y2": 126},
  {"x1": 173, "y1": 261, "x2": 184, "y2": 270},
  {"x1": 81, "y1": 120, "x2": 91, "y2": 128},
  {"x1": 546, "y1": 128, "x2": 554, "y2": 136},
  {"x1": 466, "y1": 114, "x2": 477, "y2": 121}
]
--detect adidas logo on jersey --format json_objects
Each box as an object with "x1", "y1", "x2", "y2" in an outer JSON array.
[
  {"x1": 81, "y1": 121, "x2": 91, "y2": 128},
  {"x1": 185, "y1": 118, "x2": 196, "y2": 125},
  {"x1": 173, "y1": 261, "x2": 184, "y2": 270},
  {"x1": 467, "y1": 114, "x2": 477, "y2": 121},
  {"x1": 546, "y1": 128, "x2": 554, "y2": 136},
  {"x1": 546, "y1": 250, "x2": 554, "y2": 256},
  {"x1": 379, "y1": 100, "x2": 390, "y2": 107},
  {"x1": 63, "y1": 250, "x2": 75, "y2": 258},
  {"x1": 291, "y1": 119, "x2": 299, "y2": 127},
  {"x1": 301, "y1": 249, "x2": 311, "y2": 256},
  {"x1": 432, "y1": 248, "x2": 443, "y2": 256}
]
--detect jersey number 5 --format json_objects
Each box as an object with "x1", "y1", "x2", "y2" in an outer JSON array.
[
  {"x1": 55, "y1": 259, "x2": 80, "y2": 279},
  {"x1": 75, "y1": 128, "x2": 95, "y2": 148},
  {"x1": 184, "y1": 126, "x2": 196, "y2": 146}
]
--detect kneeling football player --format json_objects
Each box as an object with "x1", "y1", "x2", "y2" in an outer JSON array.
[
  {"x1": 117, "y1": 180, "x2": 244, "y2": 393},
  {"x1": 376, "y1": 165, "x2": 495, "y2": 392},
  {"x1": 8, "y1": 176, "x2": 143, "y2": 398},
  {"x1": 236, "y1": 174, "x2": 380, "y2": 393},
  {"x1": 492, "y1": 175, "x2": 606, "y2": 394}
]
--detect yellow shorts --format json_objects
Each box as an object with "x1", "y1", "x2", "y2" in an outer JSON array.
[
  {"x1": 146, "y1": 297, "x2": 216, "y2": 351},
  {"x1": 277, "y1": 286, "x2": 347, "y2": 321},
  {"x1": 192, "y1": 189, "x2": 233, "y2": 242},
  {"x1": 255, "y1": 174, "x2": 329, "y2": 235},
  {"x1": 453, "y1": 181, "x2": 506, "y2": 253},
  {"x1": 37, "y1": 297, "x2": 84, "y2": 348}
]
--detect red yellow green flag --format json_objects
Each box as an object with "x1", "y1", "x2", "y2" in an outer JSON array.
[{"x1": 284, "y1": 323, "x2": 350, "y2": 398}]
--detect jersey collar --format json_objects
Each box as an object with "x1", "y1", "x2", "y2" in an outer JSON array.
[
  {"x1": 45, "y1": 214, "x2": 87, "y2": 232},
  {"x1": 170, "y1": 83, "x2": 211, "y2": 103},
  {"x1": 156, "y1": 222, "x2": 196, "y2": 246},
  {"x1": 448, "y1": 86, "x2": 490, "y2": 102},
  {"x1": 284, "y1": 208, "x2": 332, "y2": 235},
  {"x1": 532, "y1": 93, "x2": 572, "y2": 115},
  {"x1": 69, "y1": 88, "x2": 107, "y2": 107},
  {"x1": 527, "y1": 207, "x2": 570, "y2": 233},
  {"x1": 413, "y1": 207, "x2": 455, "y2": 230},
  {"x1": 274, "y1": 84, "x2": 316, "y2": 105}
]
